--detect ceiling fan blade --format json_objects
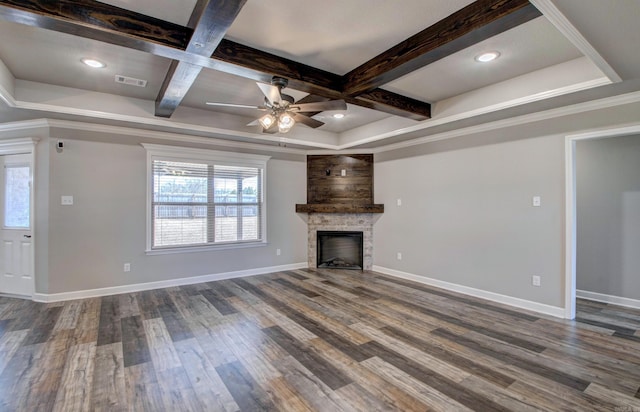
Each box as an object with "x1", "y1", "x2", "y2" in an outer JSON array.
[
  {"x1": 293, "y1": 113, "x2": 325, "y2": 129},
  {"x1": 293, "y1": 99, "x2": 347, "y2": 112},
  {"x1": 256, "y1": 82, "x2": 282, "y2": 105},
  {"x1": 206, "y1": 102, "x2": 266, "y2": 110}
]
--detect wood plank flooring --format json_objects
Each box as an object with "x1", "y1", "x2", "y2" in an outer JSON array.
[{"x1": 0, "y1": 269, "x2": 639, "y2": 411}]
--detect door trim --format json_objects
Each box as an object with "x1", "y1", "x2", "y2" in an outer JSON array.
[
  {"x1": 0, "y1": 138, "x2": 38, "y2": 298},
  {"x1": 564, "y1": 123, "x2": 640, "y2": 319}
]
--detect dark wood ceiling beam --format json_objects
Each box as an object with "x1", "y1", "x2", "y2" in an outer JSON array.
[
  {"x1": 342, "y1": 0, "x2": 542, "y2": 96},
  {"x1": 354, "y1": 89, "x2": 431, "y2": 120},
  {"x1": 155, "y1": 0, "x2": 247, "y2": 117},
  {"x1": 0, "y1": 0, "x2": 432, "y2": 120},
  {"x1": 0, "y1": 0, "x2": 189, "y2": 49},
  {"x1": 288, "y1": 91, "x2": 431, "y2": 121},
  {"x1": 0, "y1": 0, "x2": 223, "y2": 68},
  {"x1": 212, "y1": 39, "x2": 432, "y2": 120},
  {"x1": 212, "y1": 39, "x2": 344, "y2": 98}
]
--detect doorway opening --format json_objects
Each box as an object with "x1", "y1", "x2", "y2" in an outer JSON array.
[{"x1": 565, "y1": 124, "x2": 640, "y2": 319}]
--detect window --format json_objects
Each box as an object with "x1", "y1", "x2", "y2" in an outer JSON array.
[
  {"x1": 4, "y1": 164, "x2": 30, "y2": 228},
  {"x1": 143, "y1": 144, "x2": 269, "y2": 252}
]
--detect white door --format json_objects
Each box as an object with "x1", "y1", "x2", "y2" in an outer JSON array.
[{"x1": 0, "y1": 154, "x2": 33, "y2": 296}]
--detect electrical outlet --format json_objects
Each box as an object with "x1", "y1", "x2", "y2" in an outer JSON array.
[
  {"x1": 397, "y1": 198, "x2": 402, "y2": 206},
  {"x1": 341, "y1": 169, "x2": 346, "y2": 176},
  {"x1": 124, "y1": 263, "x2": 131, "y2": 272},
  {"x1": 276, "y1": 248, "x2": 281, "y2": 256},
  {"x1": 397, "y1": 252, "x2": 402, "y2": 260},
  {"x1": 61, "y1": 195, "x2": 74, "y2": 205},
  {"x1": 532, "y1": 275, "x2": 541, "y2": 287}
]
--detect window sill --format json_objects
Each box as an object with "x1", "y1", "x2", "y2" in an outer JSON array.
[{"x1": 146, "y1": 241, "x2": 267, "y2": 255}]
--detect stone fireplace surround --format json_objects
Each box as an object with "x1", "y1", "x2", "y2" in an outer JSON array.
[
  {"x1": 306, "y1": 213, "x2": 376, "y2": 270},
  {"x1": 297, "y1": 154, "x2": 382, "y2": 271}
]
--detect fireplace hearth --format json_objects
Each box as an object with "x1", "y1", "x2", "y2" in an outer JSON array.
[{"x1": 317, "y1": 231, "x2": 363, "y2": 270}]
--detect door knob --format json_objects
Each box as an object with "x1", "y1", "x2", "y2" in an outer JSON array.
[{"x1": 23, "y1": 235, "x2": 31, "y2": 238}]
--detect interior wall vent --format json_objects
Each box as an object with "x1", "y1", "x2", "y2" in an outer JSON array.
[{"x1": 115, "y1": 75, "x2": 147, "y2": 87}]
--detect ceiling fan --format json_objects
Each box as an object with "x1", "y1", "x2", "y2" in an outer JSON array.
[{"x1": 206, "y1": 76, "x2": 347, "y2": 133}]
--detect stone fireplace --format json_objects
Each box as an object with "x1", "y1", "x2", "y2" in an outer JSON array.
[{"x1": 296, "y1": 154, "x2": 383, "y2": 271}]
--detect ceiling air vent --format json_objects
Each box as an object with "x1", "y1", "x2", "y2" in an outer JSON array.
[{"x1": 115, "y1": 75, "x2": 147, "y2": 88}]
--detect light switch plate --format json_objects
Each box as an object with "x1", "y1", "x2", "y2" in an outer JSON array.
[
  {"x1": 61, "y1": 195, "x2": 74, "y2": 205},
  {"x1": 532, "y1": 196, "x2": 541, "y2": 207}
]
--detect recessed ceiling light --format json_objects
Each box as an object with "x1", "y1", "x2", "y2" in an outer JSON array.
[
  {"x1": 81, "y1": 58, "x2": 106, "y2": 68},
  {"x1": 475, "y1": 51, "x2": 500, "y2": 63},
  {"x1": 332, "y1": 113, "x2": 345, "y2": 119}
]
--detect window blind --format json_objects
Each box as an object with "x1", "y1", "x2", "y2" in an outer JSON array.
[{"x1": 151, "y1": 159, "x2": 263, "y2": 249}]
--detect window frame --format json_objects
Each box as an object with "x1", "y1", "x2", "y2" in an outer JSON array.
[{"x1": 143, "y1": 144, "x2": 270, "y2": 254}]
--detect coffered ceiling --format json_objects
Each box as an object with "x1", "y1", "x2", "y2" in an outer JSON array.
[{"x1": 0, "y1": 0, "x2": 638, "y2": 150}]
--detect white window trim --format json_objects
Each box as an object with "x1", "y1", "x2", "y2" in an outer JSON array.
[{"x1": 142, "y1": 143, "x2": 270, "y2": 254}]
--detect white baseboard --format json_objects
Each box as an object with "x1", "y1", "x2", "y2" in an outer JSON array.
[
  {"x1": 577, "y1": 290, "x2": 640, "y2": 310},
  {"x1": 372, "y1": 266, "x2": 566, "y2": 319},
  {"x1": 32, "y1": 262, "x2": 307, "y2": 303}
]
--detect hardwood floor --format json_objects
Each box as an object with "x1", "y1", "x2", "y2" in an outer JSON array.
[{"x1": 0, "y1": 269, "x2": 639, "y2": 411}]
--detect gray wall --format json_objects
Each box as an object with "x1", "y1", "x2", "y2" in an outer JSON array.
[
  {"x1": 43, "y1": 137, "x2": 307, "y2": 294},
  {"x1": 374, "y1": 134, "x2": 565, "y2": 307},
  {"x1": 576, "y1": 135, "x2": 640, "y2": 300}
]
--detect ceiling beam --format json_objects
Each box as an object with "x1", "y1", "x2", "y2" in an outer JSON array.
[
  {"x1": 155, "y1": 0, "x2": 247, "y2": 117},
  {"x1": 0, "y1": 0, "x2": 432, "y2": 119},
  {"x1": 342, "y1": 0, "x2": 542, "y2": 96},
  {"x1": 354, "y1": 89, "x2": 431, "y2": 120},
  {"x1": 211, "y1": 40, "x2": 432, "y2": 120},
  {"x1": 0, "y1": 0, "x2": 189, "y2": 51},
  {"x1": 212, "y1": 39, "x2": 345, "y2": 98}
]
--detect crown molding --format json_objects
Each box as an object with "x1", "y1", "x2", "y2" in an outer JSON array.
[
  {"x1": 367, "y1": 90, "x2": 640, "y2": 154},
  {"x1": 0, "y1": 118, "x2": 49, "y2": 132},
  {"x1": 338, "y1": 75, "x2": 611, "y2": 150},
  {"x1": 19, "y1": 100, "x2": 340, "y2": 150},
  {"x1": 0, "y1": 83, "x2": 15, "y2": 107},
  {"x1": 0, "y1": 87, "x2": 339, "y2": 150},
  {"x1": 4, "y1": 89, "x2": 640, "y2": 157},
  {"x1": 529, "y1": 0, "x2": 621, "y2": 83},
  {"x1": 0, "y1": 119, "x2": 309, "y2": 155}
]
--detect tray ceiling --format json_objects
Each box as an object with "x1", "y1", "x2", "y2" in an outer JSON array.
[{"x1": 0, "y1": 0, "x2": 635, "y2": 150}]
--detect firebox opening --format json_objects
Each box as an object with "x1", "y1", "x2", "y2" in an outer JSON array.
[{"x1": 317, "y1": 231, "x2": 363, "y2": 270}]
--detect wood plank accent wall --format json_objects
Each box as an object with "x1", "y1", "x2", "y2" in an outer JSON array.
[{"x1": 296, "y1": 155, "x2": 384, "y2": 213}]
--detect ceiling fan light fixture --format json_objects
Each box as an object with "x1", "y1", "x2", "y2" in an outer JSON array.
[
  {"x1": 278, "y1": 113, "x2": 295, "y2": 133},
  {"x1": 258, "y1": 113, "x2": 276, "y2": 129},
  {"x1": 475, "y1": 51, "x2": 500, "y2": 63}
]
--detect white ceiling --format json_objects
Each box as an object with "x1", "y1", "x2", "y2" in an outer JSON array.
[
  {"x1": 383, "y1": 16, "x2": 583, "y2": 102},
  {"x1": 0, "y1": 0, "x2": 637, "y2": 150},
  {"x1": 224, "y1": 0, "x2": 475, "y2": 75},
  {"x1": 98, "y1": 0, "x2": 197, "y2": 26}
]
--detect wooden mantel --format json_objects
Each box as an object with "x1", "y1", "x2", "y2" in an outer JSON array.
[
  {"x1": 296, "y1": 203, "x2": 384, "y2": 214},
  {"x1": 295, "y1": 154, "x2": 384, "y2": 214}
]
